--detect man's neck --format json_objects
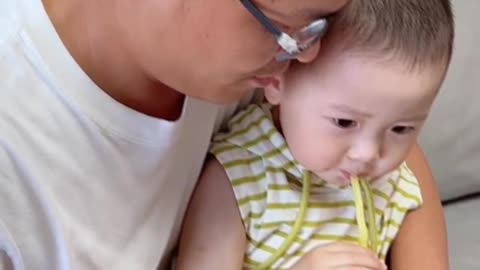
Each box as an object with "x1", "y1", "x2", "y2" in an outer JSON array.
[{"x1": 43, "y1": 0, "x2": 185, "y2": 121}]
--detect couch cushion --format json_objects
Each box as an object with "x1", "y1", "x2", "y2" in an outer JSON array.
[
  {"x1": 419, "y1": 0, "x2": 480, "y2": 201},
  {"x1": 444, "y1": 198, "x2": 480, "y2": 270}
]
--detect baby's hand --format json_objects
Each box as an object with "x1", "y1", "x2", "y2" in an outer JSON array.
[{"x1": 291, "y1": 242, "x2": 387, "y2": 270}]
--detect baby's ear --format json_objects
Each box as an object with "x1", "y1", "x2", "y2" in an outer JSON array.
[{"x1": 263, "y1": 75, "x2": 285, "y2": 105}]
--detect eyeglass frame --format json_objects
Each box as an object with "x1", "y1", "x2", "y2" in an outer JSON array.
[{"x1": 240, "y1": 0, "x2": 329, "y2": 62}]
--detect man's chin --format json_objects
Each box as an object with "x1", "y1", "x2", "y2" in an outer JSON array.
[
  {"x1": 200, "y1": 94, "x2": 247, "y2": 105},
  {"x1": 198, "y1": 88, "x2": 256, "y2": 105}
]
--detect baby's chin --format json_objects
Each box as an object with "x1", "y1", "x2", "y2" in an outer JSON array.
[
  {"x1": 312, "y1": 172, "x2": 352, "y2": 189},
  {"x1": 313, "y1": 171, "x2": 384, "y2": 189}
]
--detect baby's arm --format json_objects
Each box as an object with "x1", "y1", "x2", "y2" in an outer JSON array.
[
  {"x1": 388, "y1": 145, "x2": 449, "y2": 270},
  {"x1": 175, "y1": 157, "x2": 247, "y2": 270}
]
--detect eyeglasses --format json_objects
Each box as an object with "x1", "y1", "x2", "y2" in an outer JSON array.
[{"x1": 240, "y1": 0, "x2": 329, "y2": 62}]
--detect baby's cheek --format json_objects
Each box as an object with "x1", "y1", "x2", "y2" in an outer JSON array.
[
  {"x1": 287, "y1": 133, "x2": 342, "y2": 172},
  {"x1": 376, "y1": 147, "x2": 412, "y2": 177}
]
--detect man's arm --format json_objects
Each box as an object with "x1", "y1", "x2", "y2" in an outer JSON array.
[
  {"x1": 175, "y1": 158, "x2": 247, "y2": 270},
  {"x1": 389, "y1": 143, "x2": 449, "y2": 270}
]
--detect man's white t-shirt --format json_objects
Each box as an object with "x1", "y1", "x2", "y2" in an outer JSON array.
[{"x1": 0, "y1": 0, "x2": 257, "y2": 269}]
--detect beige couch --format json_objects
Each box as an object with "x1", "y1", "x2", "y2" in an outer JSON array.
[{"x1": 419, "y1": 1, "x2": 480, "y2": 269}]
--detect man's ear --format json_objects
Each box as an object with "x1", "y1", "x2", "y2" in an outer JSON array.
[{"x1": 263, "y1": 76, "x2": 285, "y2": 105}]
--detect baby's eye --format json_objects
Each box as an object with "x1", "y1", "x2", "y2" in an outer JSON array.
[
  {"x1": 331, "y1": 118, "x2": 358, "y2": 129},
  {"x1": 391, "y1": 125, "x2": 415, "y2": 134}
]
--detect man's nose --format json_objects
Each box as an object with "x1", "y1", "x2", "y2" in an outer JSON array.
[{"x1": 295, "y1": 42, "x2": 321, "y2": 63}]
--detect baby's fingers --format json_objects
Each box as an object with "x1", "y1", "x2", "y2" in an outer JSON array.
[{"x1": 330, "y1": 252, "x2": 387, "y2": 270}]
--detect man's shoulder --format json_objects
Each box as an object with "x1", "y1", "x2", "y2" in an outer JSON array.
[
  {"x1": 0, "y1": 0, "x2": 23, "y2": 49},
  {"x1": 0, "y1": 1, "x2": 38, "y2": 97}
]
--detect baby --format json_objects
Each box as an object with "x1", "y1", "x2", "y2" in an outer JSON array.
[{"x1": 177, "y1": 0, "x2": 454, "y2": 269}]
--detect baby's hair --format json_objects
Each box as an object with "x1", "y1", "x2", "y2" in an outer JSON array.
[{"x1": 326, "y1": 0, "x2": 454, "y2": 69}]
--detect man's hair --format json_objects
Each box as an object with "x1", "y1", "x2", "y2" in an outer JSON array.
[{"x1": 327, "y1": 0, "x2": 454, "y2": 68}]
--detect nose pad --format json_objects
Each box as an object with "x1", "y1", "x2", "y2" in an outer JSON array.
[{"x1": 296, "y1": 42, "x2": 321, "y2": 63}]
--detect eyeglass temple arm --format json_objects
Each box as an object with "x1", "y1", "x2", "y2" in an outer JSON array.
[{"x1": 240, "y1": 0, "x2": 282, "y2": 38}]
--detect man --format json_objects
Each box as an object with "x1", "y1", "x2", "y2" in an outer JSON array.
[{"x1": 0, "y1": 0, "x2": 448, "y2": 269}]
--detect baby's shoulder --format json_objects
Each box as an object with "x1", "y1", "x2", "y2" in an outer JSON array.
[{"x1": 373, "y1": 162, "x2": 423, "y2": 207}]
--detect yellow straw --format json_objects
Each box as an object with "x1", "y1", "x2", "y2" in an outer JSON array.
[
  {"x1": 251, "y1": 173, "x2": 379, "y2": 269},
  {"x1": 360, "y1": 180, "x2": 378, "y2": 252},
  {"x1": 351, "y1": 176, "x2": 369, "y2": 248},
  {"x1": 251, "y1": 171, "x2": 311, "y2": 269}
]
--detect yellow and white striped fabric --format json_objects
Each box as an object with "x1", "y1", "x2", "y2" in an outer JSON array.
[{"x1": 210, "y1": 104, "x2": 423, "y2": 269}]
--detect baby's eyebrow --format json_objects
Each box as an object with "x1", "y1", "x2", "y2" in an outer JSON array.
[
  {"x1": 330, "y1": 104, "x2": 372, "y2": 118},
  {"x1": 401, "y1": 113, "x2": 429, "y2": 122}
]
